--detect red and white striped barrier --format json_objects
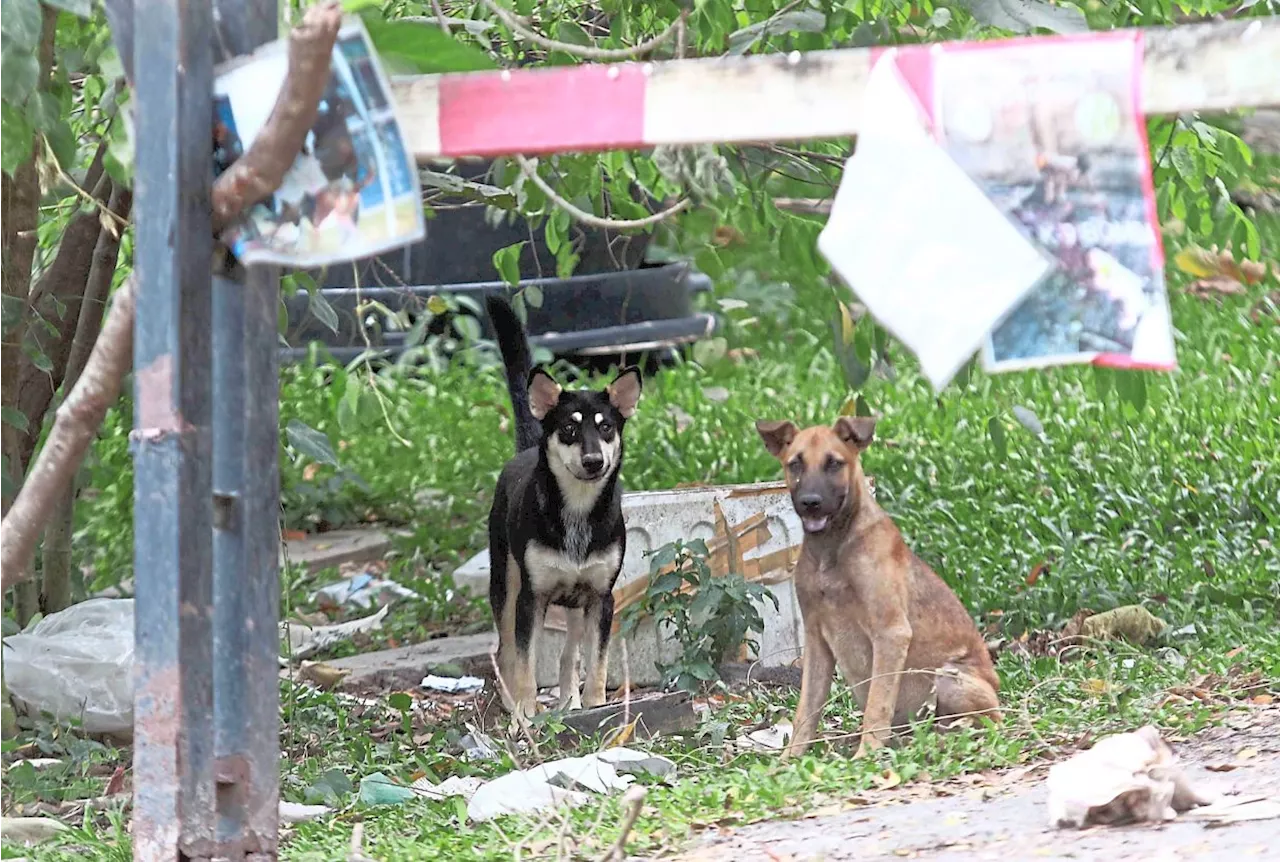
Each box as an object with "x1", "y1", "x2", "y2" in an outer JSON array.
[{"x1": 390, "y1": 17, "x2": 1280, "y2": 160}]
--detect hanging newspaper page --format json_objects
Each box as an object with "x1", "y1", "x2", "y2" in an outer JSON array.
[
  {"x1": 817, "y1": 50, "x2": 1052, "y2": 391},
  {"x1": 212, "y1": 17, "x2": 424, "y2": 268},
  {"x1": 933, "y1": 34, "x2": 1175, "y2": 373}
]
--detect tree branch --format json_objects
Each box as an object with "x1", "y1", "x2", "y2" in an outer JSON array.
[
  {"x1": 480, "y1": 0, "x2": 682, "y2": 61},
  {"x1": 514, "y1": 155, "x2": 690, "y2": 230},
  {"x1": 210, "y1": 1, "x2": 343, "y2": 232}
]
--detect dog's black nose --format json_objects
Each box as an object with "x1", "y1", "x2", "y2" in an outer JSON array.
[
  {"x1": 798, "y1": 493, "x2": 822, "y2": 511},
  {"x1": 581, "y1": 453, "x2": 605, "y2": 473}
]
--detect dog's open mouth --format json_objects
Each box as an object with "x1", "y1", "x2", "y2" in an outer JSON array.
[{"x1": 802, "y1": 515, "x2": 830, "y2": 534}]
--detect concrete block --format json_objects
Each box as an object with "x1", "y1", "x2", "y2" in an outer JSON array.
[
  {"x1": 280, "y1": 528, "x2": 398, "y2": 572},
  {"x1": 326, "y1": 631, "x2": 498, "y2": 690}
]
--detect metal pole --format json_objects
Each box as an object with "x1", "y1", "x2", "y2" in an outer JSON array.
[
  {"x1": 212, "y1": 1, "x2": 283, "y2": 858},
  {"x1": 131, "y1": 0, "x2": 215, "y2": 857}
]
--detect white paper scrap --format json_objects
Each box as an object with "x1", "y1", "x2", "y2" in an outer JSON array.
[{"x1": 818, "y1": 51, "x2": 1051, "y2": 390}]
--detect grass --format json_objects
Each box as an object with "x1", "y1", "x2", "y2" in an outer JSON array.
[{"x1": 10, "y1": 158, "x2": 1280, "y2": 862}]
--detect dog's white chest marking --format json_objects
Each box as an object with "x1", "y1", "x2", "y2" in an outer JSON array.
[{"x1": 524, "y1": 541, "x2": 621, "y2": 594}]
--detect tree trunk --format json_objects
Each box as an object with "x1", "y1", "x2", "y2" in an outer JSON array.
[{"x1": 37, "y1": 184, "x2": 133, "y2": 615}]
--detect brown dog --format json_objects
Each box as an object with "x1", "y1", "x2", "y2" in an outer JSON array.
[{"x1": 756, "y1": 416, "x2": 1001, "y2": 759}]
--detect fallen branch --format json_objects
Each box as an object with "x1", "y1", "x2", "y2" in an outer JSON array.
[
  {"x1": 1, "y1": 2, "x2": 343, "y2": 586},
  {"x1": 210, "y1": 1, "x2": 343, "y2": 232},
  {"x1": 481, "y1": 0, "x2": 682, "y2": 61},
  {"x1": 514, "y1": 155, "x2": 690, "y2": 230},
  {"x1": 598, "y1": 785, "x2": 646, "y2": 862}
]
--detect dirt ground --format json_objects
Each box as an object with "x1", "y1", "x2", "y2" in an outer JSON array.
[{"x1": 666, "y1": 704, "x2": 1280, "y2": 862}]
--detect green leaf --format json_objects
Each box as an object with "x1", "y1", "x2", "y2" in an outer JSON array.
[
  {"x1": 23, "y1": 89, "x2": 58, "y2": 131},
  {"x1": 1, "y1": 0, "x2": 43, "y2": 54},
  {"x1": 1170, "y1": 146, "x2": 1197, "y2": 181},
  {"x1": 308, "y1": 286, "x2": 340, "y2": 334},
  {"x1": 361, "y1": 14, "x2": 497, "y2": 74},
  {"x1": 42, "y1": 116, "x2": 76, "y2": 171},
  {"x1": 958, "y1": 0, "x2": 1088, "y2": 35},
  {"x1": 692, "y1": 336, "x2": 727, "y2": 367},
  {"x1": 1, "y1": 46, "x2": 40, "y2": 105},
  {"x1": 30, "y1": 349, "x2": 52, "y2": 372},
  {"x1": 1092, "y1": 365, "x2": 1112, "y2": 399},
  {"x1": 41, "y1": 0, "x2": 90, "y2": 16},
  {"x1": 648, "y1": 542, "x2": 679, "y2": 575},
  {"x1": 492, "y1": 241, "x2": 525, "y2": 287},
  {"x1": 1116, "y1": 371, "x2": 1148, "y2": 412},
  {"x1": 688, "y1": 658, "x2": 717, "y2": 681},
  {"x1": 986, "y1": 416, "x2": 1007, "y2": 461},
  {"x1": 651, "y1": 571, "x2": 683, "y2": 594},
  {"x1": 285, "y1": 419, "x2": 340, "y2": 466},
  {"x1": 1, "y1": 405, "x2": 29, "y2": 432},
  {"x1": 522, "y1": 284, "x2": 543, "y2": 309},
  {"x1": 855, "y1": 394, "x2": 872, "y2": 417},
  {"x1": 387, "y1": 692, "x2": 413, "y2": 712},
  {"x1": 0, "y1": 101, "x2": 33, "y2": 175},
  {"x1": 728, "y1": 10, "x2": 826, "y2": 56}
]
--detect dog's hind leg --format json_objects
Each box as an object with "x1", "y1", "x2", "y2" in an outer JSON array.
[
  {"x1": 934, "y1": 663, "x2": 1001, "y2": 728},
  {"x1": 558, "y1": 607, "x2": 584, "y2": 710},
  {"x1": 582, "y1": 591, "x2": 614, "y2": 708}
]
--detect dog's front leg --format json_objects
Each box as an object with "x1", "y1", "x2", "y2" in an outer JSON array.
[
  {"x1": 857, "y1": 621, "x2": 912, "y2": 757},
  {"x1": 511, "y1": 592, "x2": 549, "y2": 720},
  {"x1": 581, "y1": 591, "x2": 614, "y2": 707},
  {"x1": 784, "y1": 625, "x2": 835, "y2": 760}
]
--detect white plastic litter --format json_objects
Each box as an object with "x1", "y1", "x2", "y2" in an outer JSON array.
[
  {"x1": 411, "y1": 774, "x2": 484, "y2": 802},
  {"x1": 279, "y1": 801, "x2": 331, "y2": 824},
  {"x1": 1046, "y1": 726, "x2": 1216, "y2": 828},
  {"x1": 466, "y1": 748, "x2": 674, "y2": 822},
  {"x1": 282, "y1": 604, "x2": 389, "y2": 659},
  {"x1": 734, "y1": 721, "x2": 793, "y2": 752},
  {"x1": 310, "y1": 573, "x2": 419, "y2": 610},
  {"x1": 422, "y1": 674, "x2": 484, "y2": 693},
  {"x1": 2, "y1": 598, "x2": 135, "y2": 734}
]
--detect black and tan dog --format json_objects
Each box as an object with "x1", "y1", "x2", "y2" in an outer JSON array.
[
  {"x1": 756, "y1": 416, "x2": 1000, "y2": 758},
  {"x1": 485, "y1": 296, "x2": 642, "y2": 719}
]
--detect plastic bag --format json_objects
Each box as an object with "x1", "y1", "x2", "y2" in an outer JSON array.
[{"x1": 2, "y1": 598, "x2": 134, "y2": 734}]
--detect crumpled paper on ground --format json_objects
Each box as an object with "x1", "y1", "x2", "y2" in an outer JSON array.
[
  {"x1": 281, "y1": 604, "x2": 389, "y2": 659},
  {"x1": 467, "y1": 748, "x2": 677, "y2": 822},
  {"x1": 1047, "y1": 725, "x2": 1215, "y2": 828},
  {"x1": 310, "y1": 572, "x2": 419, "y2": 610}
]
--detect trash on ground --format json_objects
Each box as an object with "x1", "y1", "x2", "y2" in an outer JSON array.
[
  {"x1": 0, "y1": 816, "x2": 70, "y2": 845},
  {"x1": 596, "y1": 747, "x2": 678, "y2": 779},
  {"x1": 1183, "y1": 794, "x2": 1280, "y2": 826},
  {"x1": 311, "y1": 572, "x2": 419, "y2": 610},
  {"x1": 279, "y1": 801, "x2": 332, "y2": 824},
  {"x1": 455, "y1": 729, "x2": 500, "y2": 761},
  {"x1": 359, "y1": 772, "x2": 416, "y2": 806},
  {"x1": 282, "y1": 604, "x2": 389, "y2": 660},
  {"x1": 411, "y1": 774, "x2": 484, "y2": 802},
  {"x1": 20, "y1": 758, "x2": 65, "y2": 770},
  {"x1": 734, "y1": 721, "x2": 794, "y2": 752},
  {"x1": 422, "y1": 674, "x2": 484, "y2": 694},
  {"x1": 466, "y1": 748, "x2": 676, "y2": 822},
  {"x1": 1047, "y1": 725, "x2": 1215, "y2": 828},
  {"x1": 1079, "y1": 605, "x2": 1168, "y2": 645},
  {"x1": 1, "y1": 598, "x2": 134, "y2": 734}
]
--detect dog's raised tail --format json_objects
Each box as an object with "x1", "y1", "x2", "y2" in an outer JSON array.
[{"x1": 485, "y1": 294, "x2": 541, "y2": 453}]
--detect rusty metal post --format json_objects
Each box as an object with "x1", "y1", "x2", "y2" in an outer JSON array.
[
  {"x1": 211, "y1": 2, "x2": 282, "y2": 858},
  {"x1": 131, "y1": 0, "x2": 216, "y2": 858}
]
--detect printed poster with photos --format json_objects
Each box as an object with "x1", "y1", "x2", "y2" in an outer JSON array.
[
  {"x1": 932, "y1": 34, "x2": 1176, "y2": 373},
  {"x1": 212, "y1": 17, "x2": 424, "y2": 267}
]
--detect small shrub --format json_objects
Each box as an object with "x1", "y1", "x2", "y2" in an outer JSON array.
[{"x1": 619, "y1": 539, "x2": 778, "y2": 693}]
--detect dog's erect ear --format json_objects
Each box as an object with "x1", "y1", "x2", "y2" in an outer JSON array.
[
  {"x1": 833, "y1": 416, "x2": 876, "y2": 451},
  {"x1": 607, "y1": 366, "x2": 643, "y2": 419},
  {"x1": 756, "y1": 420, "x2": 797, "y2": 459},
  {"x1": 528, "y1": 368, "x2": 562, "y2": 420}
]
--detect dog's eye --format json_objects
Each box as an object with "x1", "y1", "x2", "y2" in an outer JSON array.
[
  {"x1": 560, "y1": 424, "x2": 578, "y2": 439},
  {"x1": 824, "y1": 456, "x2": 845, "y2": 473},
  {"x1": 598, "y1": 421, "x2": 613, "y2": 435},
  {"x1": 787, "y1": 458, "x2": 803, "y2": 474}
]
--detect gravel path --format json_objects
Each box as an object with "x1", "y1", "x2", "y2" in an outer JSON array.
[{"x1": 668, "y1": 705, "x2": 1280, "y2": 862}]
